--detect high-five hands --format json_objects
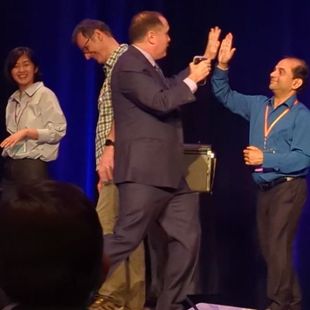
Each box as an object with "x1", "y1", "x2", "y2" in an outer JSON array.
[
  {"x1": 217, "y1": 33, "x2": 236, "y2": 70},
  {"x1": 204, "y1": 26, "x2": 221, "y2": 60},
  {"x1": 187, "y1": 26, "x2": 236, "y2": 83}
]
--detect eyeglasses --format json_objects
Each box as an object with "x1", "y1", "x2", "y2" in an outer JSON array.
[{"x1": 82, "y1": 37, "x2": 91, "y2": 53}]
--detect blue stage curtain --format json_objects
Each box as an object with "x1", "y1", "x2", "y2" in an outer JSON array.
[
  {"x1": 0, "y1": 0, "x2": 165, "y2": 199},
  {"x1": 1, "y1": 1, "x2": 310, "y2": 308}
]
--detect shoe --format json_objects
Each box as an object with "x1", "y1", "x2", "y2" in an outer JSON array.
[
  {"x1": 88, "y1": 293, "x2": 124, "y2": 310},
  {"x1": 88, "y1": 293, "x2": 105, "y2": 309}
]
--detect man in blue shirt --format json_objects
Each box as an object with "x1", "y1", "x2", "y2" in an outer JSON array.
[{"x1": 211, "y1": 32, "x2": 310, "y2": 310}]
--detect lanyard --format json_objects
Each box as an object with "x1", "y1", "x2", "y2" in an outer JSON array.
[
  {"x1": 263, "y1": 99, "x2": 298, "y2": 148},
  {"x1": 14, "y1": 100, "x2": 29, "y2": 129}
]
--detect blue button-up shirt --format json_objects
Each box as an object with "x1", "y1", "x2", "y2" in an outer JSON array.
[{"x1": 211, "y1": 67, "x2": 310, "y2": 184}]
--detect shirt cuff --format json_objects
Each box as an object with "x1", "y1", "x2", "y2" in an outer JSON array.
[
  {"x1": 263, "y1": 152, "x2": 279, "y2": 172},
  {"x1": 37, "y1": 129, "x2": 52, "y2": 143},
  {"x1": 216, "y1": 64, "x2": 229, "y2": 71},
  {"x1": 183, "y1": 78, "x2": 197, "y2": 93}
]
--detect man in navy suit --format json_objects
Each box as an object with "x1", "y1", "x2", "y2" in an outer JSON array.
[{"x1": 105, "y1": 11, "x2": 211, "y2": 310}]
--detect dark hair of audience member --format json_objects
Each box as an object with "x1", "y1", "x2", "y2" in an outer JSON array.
[{"x1": 0, "y1": 181, "x2": 105, "y2": 309}]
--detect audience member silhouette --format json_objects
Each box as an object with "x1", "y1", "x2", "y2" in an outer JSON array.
[{"x1": 0, "y1": 180, "x2": 106, "y2": 310}]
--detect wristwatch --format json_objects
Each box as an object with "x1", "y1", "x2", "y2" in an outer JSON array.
[{"x1": 105, "y1": 139, "x2": 115, "y2": 146}]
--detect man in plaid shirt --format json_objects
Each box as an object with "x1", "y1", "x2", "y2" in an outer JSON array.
[{"x1": 72, "y1": 19, "x2": 145, "y2": 310}]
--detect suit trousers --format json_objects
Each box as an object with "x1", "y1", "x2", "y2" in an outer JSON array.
[
  {"x1": 256, "y1": 178, "x2": 307, "y2": 310},
  {"x1": 95, "y1": 184, "x2": 145, "y2": 310},
  {"x1": 104, "y1": 179, "x2": 201, "y2": 310}
]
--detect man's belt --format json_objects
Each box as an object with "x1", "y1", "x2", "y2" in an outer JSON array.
[{"x1": 257, "y1": 176, "x2": 295, "y2": 191}]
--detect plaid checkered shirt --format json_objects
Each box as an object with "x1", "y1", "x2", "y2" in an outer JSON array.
[{"x1": 95, "y1": 44, "x2": 128, "y2": 169}]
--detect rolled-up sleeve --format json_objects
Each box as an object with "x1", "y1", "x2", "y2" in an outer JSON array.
[{"x1": 37, "y1": 90, "x2": 67, "y2": 144}]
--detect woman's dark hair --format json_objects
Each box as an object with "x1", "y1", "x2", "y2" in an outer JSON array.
[{"x1": 4, "y1": 47, "x2": 42, "y2": 86}]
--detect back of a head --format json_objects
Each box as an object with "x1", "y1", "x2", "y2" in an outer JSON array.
[
  {"x1": 128, "y1": 10, "x2": 164, "y2": 44},
  {"x1": 290, "y1": 57, "x2": 309, "y2": 92},
  {"x1": 0, "y1": 181, "x2": 104, "y2": 308}
]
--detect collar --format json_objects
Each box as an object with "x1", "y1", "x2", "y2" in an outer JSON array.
[
  {"x1": 103, "y1": 43, "x2": 128, "y2": 73},
  {"x1": 10, "y1": 81, "x2": 44, "y2": 102},
  {"x1": 132, "y1": 45, "x2": 156, "y2": 67},
  {"x1": 268, "y1": 94, "x2": 298, "y2": 109}
]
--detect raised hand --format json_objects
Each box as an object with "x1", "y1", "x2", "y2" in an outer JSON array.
[
  {"x1": 203, "y1": 26, "x2": 221, "y2": 60},
  {"x1": 217, "y1": 33, "x2": 236, "y2": 69}
]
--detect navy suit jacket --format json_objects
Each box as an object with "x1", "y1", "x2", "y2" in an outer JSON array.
[{"x1": 111, "y1": 46, "x2": 196, "y2": 189}]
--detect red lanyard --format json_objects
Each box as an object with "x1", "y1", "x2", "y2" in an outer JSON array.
[{"x1": 263, "y1": 99, "x2": 298, "y2": 148}]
